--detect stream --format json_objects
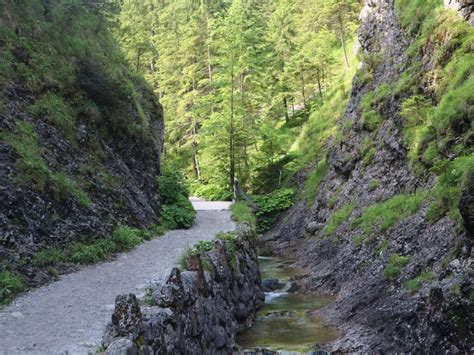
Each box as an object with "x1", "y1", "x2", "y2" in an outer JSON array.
[{"x1": 237, "y1": 256, "x2": 339, "y2": 353}]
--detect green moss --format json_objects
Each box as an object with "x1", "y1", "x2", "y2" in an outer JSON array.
[
  {"x1": 323, "y1": 203, "x2": 356, "y2": 236},
  {"x1": 230, "y1": 202, "x2": 256, "y2": 227},
  {"x1": 0, "y1": 269, "x2": 26, "y2": 306},
  {"x1": 383, "y1": 254, "x2": 410, "y2": 279},
  {"x1": 352, "y1": 191, "x2": 426, "y2": 235},
  {"x1": 303, "y1": 158, "x2": 327, "y2": 206}
]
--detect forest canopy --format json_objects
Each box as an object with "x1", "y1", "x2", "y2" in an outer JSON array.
[{"x1": 116, "y1": 0, "x2": 362, "y2": 198}]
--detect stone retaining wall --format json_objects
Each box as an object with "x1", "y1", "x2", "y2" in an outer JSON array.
[{"x1": 102, "y1": 227, "x2": 264, "y2": 354}]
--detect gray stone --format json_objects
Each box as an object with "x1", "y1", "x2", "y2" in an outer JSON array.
[{"x1": 105, "y1": 339, "x2": 138, "y2": 355}]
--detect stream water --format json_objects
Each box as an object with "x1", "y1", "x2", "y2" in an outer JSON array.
[{"x1": 237, "y1": 257, "x2": 339, "y2": 353}]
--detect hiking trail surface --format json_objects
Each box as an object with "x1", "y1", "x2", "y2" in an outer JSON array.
[{"x1": 0, "y1": 201, "x2": 234, "y2": 355}]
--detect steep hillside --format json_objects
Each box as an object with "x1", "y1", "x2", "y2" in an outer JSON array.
[
  {"x1": 264, "y1": 0, "x2": 473, "y2": 351},
  {"x1": 0, "y1": 2, "x2": 164, "y2": 297}
]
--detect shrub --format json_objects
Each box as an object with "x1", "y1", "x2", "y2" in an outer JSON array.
[
  {"x1": 323, "y1": 203, "x2": 356, "y2": 236},
  {"x1": 157, "y1": 168, "x2": 196, "y2": 229},
  {"x1": 230, "y1": 202, "x2": 256, "y2": 227},
  {"x1": 352, "y1": 191, "x2": 426, "y2": 235},
  {"x1": 253, "y1": 188, "x2": 295, "y2": 233},
  {"x1": 157, "y1": 167, "x2": 189, "y2": 204},
  {"x1": 160, "y1": 195, "x2": 196, "y2": 230},
  {"x1": 178, "y1": 240, "x2": 214, "y2": 270},
  {"x1": 384, "y1": 254, "x2": 410, "y2": 279},
  {"x1": 0, "y1": 270, "x2": 26, "y2": 305}
]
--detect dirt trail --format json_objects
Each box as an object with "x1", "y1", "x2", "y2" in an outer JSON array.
[{"x1": 0, "y1": 203, "x2": 234, "y2": 354}]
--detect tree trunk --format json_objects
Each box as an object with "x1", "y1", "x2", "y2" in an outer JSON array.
[
  {"x1": 283, "y1": 97, "x2": 289, "y2": 123},
  {"x1": 301, "y1": 74, "x2": 308, "y2": 121},
  {"x1": 316, "y1": 69, "x2": 323, "y2": 101},
  {"x1": 229, "y1": 56, "x2": 235, "y2": 192}
]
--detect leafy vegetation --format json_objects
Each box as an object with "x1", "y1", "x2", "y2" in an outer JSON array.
[
  {"x1": 253, "y1": 188, "x2": 295, "y2": 233},
  {"x1": 0, "y1": 270, "x2": 26, "y2": 306},
  {"x1": 157, "y1": 168, "x2": 196, "y2": 229},
  {"x1": 230, "y1": 203, "x2": 256, "y2": 228},
  {"x1": 116, "y1": 0, "x2": 362, "y2": 196}
]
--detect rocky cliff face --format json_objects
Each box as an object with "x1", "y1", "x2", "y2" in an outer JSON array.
[
  {"x1": 263, "y1": 0, "x2": 473, "y2": 352},
  {"x1": 102, "y1": 228, "x2": 264, "y2": 354},
  {"x1": 0, "y1": 2, "x2": 164, "y2": 288}
]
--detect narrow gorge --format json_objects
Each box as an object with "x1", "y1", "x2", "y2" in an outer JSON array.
[{"x1": 0, "y1": 0, "x2": 472, "y2": 354}]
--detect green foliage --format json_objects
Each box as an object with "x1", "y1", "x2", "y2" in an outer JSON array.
[
  {"x1": 178, "y1": 240, "x2": 214, "y2": 270},
  {"x1": 0, "y1": 270, "x2": 26, "y2": 306},
  {"x1": 303, "y1": 158, "x2": 327, "y2": 205},
  {"x1": 31, "y1": 247, "x2": 66, "y2": 267},
  {"x1": 192, "y1": 183, "x2": 232, "y2": 201},
  {"x1": 230, "y1": 203, "x2": 256, "y2": 228},
  {"x1": 403, "y1": 271, "x2": 434, "y2": 292},
  {"x1": 253, "y1": 188, "x2": 295, "y2": 233},
  {"x1": 216, "y1": 231, "x2": 239, "y2": 242},
  {"x1": 352, "y1": 192, "x2": 426, "y2": 235},
  {"x1": 29, "y1": 92, "x2": 75, "y2": 138},
  {"x1": 68, "y1": 240, "x2": 116, "y2": 264},
  {"x1": 384, "y1": 254, "x2": 410, "y2": 279},
  {"x1": 157, "y1": 168, "x2": 189, "y2": 204},
  {"x1": 323, "y1": 203, "x2": 355, "y2": 236},
  {"x1": 427, "y1": 155, "x2": 474, "y2": 223},
  {"x1": 160, "y1": 195, "x2": 196, "y2": 230},
  {"x1": 358, "y1": 84, "x2": 390, "y2": 132},
  {"x1": 360, "y1": 137, "x2": 377, "y2": 166},
  {"x1": 157, "y1": 168, "x2": 196, "y2": 229},
  {"x1": 395, "y1": 0, "x2": 442, "y2": 35},
  {"x1": 112, "y1": 225, "x2": 144, "y2": 250}
]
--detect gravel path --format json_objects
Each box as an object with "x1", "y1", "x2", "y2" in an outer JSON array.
[{"x1": 0, "y1": 203, "x2": 234, "y2": 354}]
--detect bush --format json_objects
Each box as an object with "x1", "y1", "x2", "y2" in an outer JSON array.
[
  {"x1": 384, "y1": 254, "x2": 411, "y2": 279},
  {"x1": 178, "y1": 240, "x2": 214, "y2": 270},
  {"x1": 0, "y1": 270, "x2": 26, "y2": 306},
  {"x1": 68, "y1": 239, "x2": 116, "y2": 264},
  {"x1": 157, "y1": 167, "x2": 189, "y2": 204},
  {"x1": 157, "y1": 168, "x2": 196, "y2": 229},
  {"x1": 230, "y1": 202, "x2": 256, "y2": 227},
  {"x1": 253, "y1": 188, "x2": 295, "y2": 233},
  {"x1": 160, "y1": 195, "x2": 196, "y2": 230}
]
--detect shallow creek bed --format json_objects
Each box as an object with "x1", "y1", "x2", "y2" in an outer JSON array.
[{"x1": 237, "y1": 256, "x2": 339, "y2": 352}]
